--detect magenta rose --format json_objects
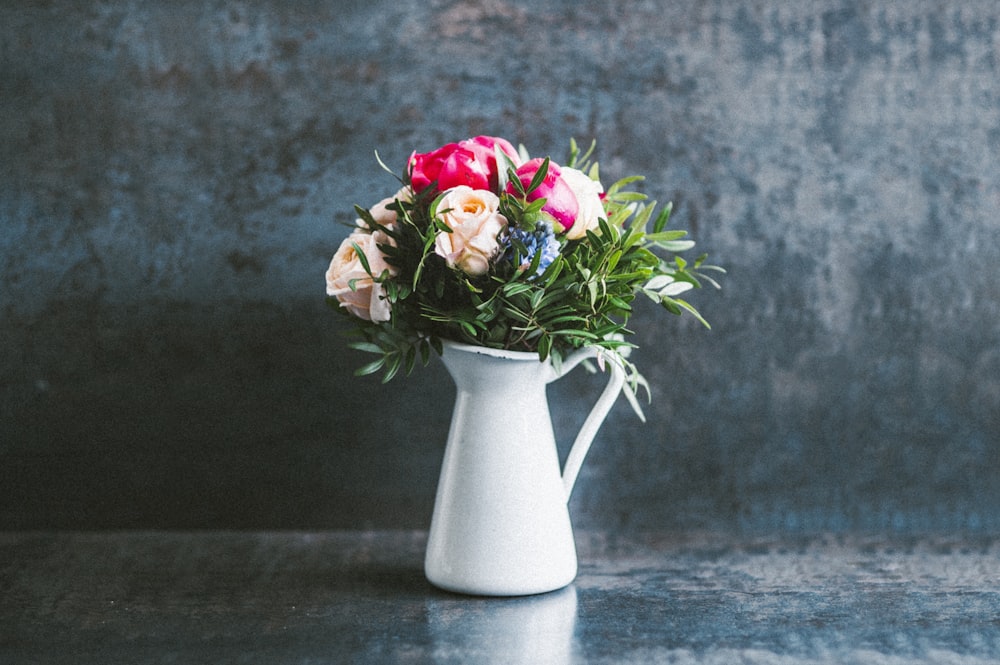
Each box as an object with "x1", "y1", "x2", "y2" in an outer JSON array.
[
  {"x1": 507, "y1": 157, "x2": 580, "y2": 234},
  {"x1": 409, "y1": 136, "x2": 520, "y2": 195}
]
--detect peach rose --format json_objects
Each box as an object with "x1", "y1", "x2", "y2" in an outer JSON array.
[
  {"x1": 561, "y1": 167, "x2": 605, "y2": 240},
  {"x1": 433, "y1": 186, "x2": 508, "y2": 276},
  {"x1": 358, "y1": 186, "x2": 413, "y2": 231},
  {"x1": 326, "y1": 230, "x2": 397, "y2": 322}
]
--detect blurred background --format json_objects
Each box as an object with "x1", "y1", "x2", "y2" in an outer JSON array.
[{"x1": 2, "y1": 0, "x2": 998, "y2": 533}]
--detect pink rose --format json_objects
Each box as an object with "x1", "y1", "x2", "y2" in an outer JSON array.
[
  {"x1": 433, "y1": 186, "x2": 508, "y2": 276},
  {"x1": 409, "y1": 136, "x2": 520, "y2": 195},
  {"x1": 326, "y1": 230, "x2": 397, "y2": 322},
  {"x1": 507, "y1": 158, "x2": 580, "y2": 234}
]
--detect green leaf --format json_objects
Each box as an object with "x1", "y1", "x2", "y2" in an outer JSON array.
[
  {"x1": 660, "y1": 298, "x2": 682, "y2": 315},
  {"x1": 606, "y1": 175, "x2": 644, "y2": 196},
  {"x1": 501, "y1": 305, "x2": 532, "y2": 323},
  {"x1": 630, "y1": 201, "x2": 655, "y2": 232},
  {"x1": 373, "y1": 150, "x2": 400, "y2": 179},
  {"x1": 528, "y1": 286, "x2": 546, "y2": 310},
  {"x1": 525, "y1": 243, "x2": 544, "y2": 277},
  {"x1": 503, "y1": 282, "x2": 535, "y2": 297},
  {"x1": 538, "y1": 334, "x2": 552, "y2": 361},
  {"x1": 607, "y1": 191, "x2": 647, "y2": 202},
  {"x1": 645, "y1": 230, "x2": 688, "y2": 242},
  {"x1": 525, "y1": 157, "x2": 550, "y2": 196},
  {"x1": 608, "y1": 295, "x2": 633, "y2": 311},
  {"x1": 549, "y1": 328, "x2": 599, "y2": 339},
  {"x1": 579, "y1": 139, "x2": 597, "y2": 167},
  {"x1": 652, "y1": 202, "x2": 673, "y2": 233},
  {"x1": 645, "y1": 275, "x2": 675, "y2": 291},
  {"x1": 606, "y1": 249, "x2": 622, "y2": 272},
  {"x1": 693, "y1": 269, "x2": 724, "y2": 290},
  {"x1": 659, "y1": 281, "x2": 694, "y2": 296},
  {"x1": 588, "y1": 162, "x2": 600, "y2": 181},
  {"x1": 383, "y1": 354, "x2": 402, "y2": 382},
  {"x1": 404, "y1": 345, "x2": 417, "y2": 374},
  {"x1": 349, "y1": 342, "x2": 384, "y2": 354},
  {"x1": 355, "y1": 357, "x2": 386, "y2": 377},
  {"x1": 672, "y1": 298, "x2": 711, "y2": 328},
  {"x1": 543, "y1": 257, "x2": 565, "y2": 287},
  {"x1": 494, "y1": 145, "x2": 516, "y2": 192},
  {"x1": 507, "y1": 166, "x2": 525, "y2": 196},
  {"x1": 351, "y1": 241, "x2": 372, "y2": 276},
  {"x1": 544, "y1": 314, "x2": 591, "y2": 326},
  {"x1": 656, "y1": 240, "x2": 696, "y2": 253},
  {"x1": 354, "y1": 205, "x2": 379, "y2": 231}
]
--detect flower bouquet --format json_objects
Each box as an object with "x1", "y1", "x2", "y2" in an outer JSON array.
[{"x1": 326, "y1": 135, "x2": 721, "y2": 411}]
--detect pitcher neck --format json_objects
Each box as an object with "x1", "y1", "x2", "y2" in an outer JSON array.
[{"x1": 439, "y1": 340, "x2": 557, "y2": 390}]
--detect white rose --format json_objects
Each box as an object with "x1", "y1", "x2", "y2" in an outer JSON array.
[
  {"x1": 560, "y1": 167, "x2": 605, "y2": 240},
  {"x1": 357, "y1": 186, "x2": 413, "y2": 231},
  {"x1": 325, "y1": 229, "x2": 397, "y2": 322},
  {"x1": 433, "y1": 186, "x2": 508, "y2": 276}
]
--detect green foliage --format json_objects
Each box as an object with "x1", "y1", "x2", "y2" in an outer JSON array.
[{"x1": 329, "y1": 140, "x2": 723, "y2": 400}]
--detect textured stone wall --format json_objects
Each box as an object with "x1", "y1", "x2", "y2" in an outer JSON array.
[{"x1": 3, "y1": 0, "x2": 999, "y2": 531}]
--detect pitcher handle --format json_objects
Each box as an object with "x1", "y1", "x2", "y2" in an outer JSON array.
[{"x1": 556, "y1": 347, "x2": 626, "y2": 500}]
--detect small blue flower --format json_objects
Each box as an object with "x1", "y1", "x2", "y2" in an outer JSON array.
[{"x1": 506, "y1": 222, "x2": 561, "y2": 278}]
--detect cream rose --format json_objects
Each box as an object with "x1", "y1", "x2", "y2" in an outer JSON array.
[
  {"x1": 433, "y1": 186, "x2": 508, "y2": 276},
  {"x1": 358, "y1": 186, "x2": 413, "y2": 231},
  {"x1": 560, "y1": 167, "x2": 605, "y2": 240},
  {"x1": 326, "y1": 229, "x2": 397, "y2": 322}
]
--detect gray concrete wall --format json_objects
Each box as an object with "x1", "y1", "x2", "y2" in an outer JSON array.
[{"x1": 3, "y1": 0, "x2": 998, "y2": 532}]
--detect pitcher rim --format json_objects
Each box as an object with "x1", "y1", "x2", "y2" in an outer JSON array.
[{"x1": 440, "y1": 338, "x2": 545, "y2": 362}]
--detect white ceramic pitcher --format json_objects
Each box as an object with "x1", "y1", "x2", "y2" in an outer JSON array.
[{"x1": 424, "y1": 340, "x2": 625, "y2": 596}]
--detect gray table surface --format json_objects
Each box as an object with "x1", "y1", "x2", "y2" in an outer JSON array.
[{"x1": 2, "y1": 530, "x2": 999, "y2": 664}]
